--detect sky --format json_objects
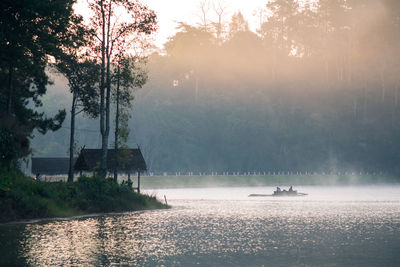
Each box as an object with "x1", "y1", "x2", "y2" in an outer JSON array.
[
  {"x1": 74, "y1": 0, "x2": 268, "y2": 49},
  {"x1": 141, "y1": 0, "x2": 268, "y2": 48}
]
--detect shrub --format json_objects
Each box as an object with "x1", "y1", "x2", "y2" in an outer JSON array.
[{"x1": 0, "y1": 168, "x2": 168, "y2": 223}]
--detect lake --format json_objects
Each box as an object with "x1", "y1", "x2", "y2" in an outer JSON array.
[{"x1": 1, "y1": 185, "x2": 400, "y2": 266}]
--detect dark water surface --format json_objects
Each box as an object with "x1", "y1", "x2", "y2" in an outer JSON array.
[{"x1": 1, "y1": 186, "x2": 400, "y2": 266}]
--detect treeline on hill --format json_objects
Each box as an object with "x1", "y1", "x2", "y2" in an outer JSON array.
[{"x1": 32, "y1": 0, "x2": 400, "y2": 174}]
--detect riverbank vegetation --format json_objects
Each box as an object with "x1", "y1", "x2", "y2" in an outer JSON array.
[{"x1": 0, "y1": 168, "x2": 168, "y2": 223}]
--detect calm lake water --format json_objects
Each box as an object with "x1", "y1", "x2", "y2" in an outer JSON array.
[{"x1": 1, "y1": 185, "x2": 400, "y2": 266}]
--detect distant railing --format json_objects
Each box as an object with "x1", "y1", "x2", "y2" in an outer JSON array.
[
  {"x1": 31, "y1": 171, "x2": 385, "y2": 183},
  {"x1": 142, "y1": 171, "x2": 383, "y2": 177}
]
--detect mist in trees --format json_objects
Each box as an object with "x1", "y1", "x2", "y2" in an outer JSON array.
[
  {"x1": 31, "y1": 0, "x2": 400, "y2": 175},
  {"x1": 133, "y1": 0, "x2": 400, "y2": 174}
]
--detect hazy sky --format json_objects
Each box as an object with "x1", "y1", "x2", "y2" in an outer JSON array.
[
  {"x1": 74, "y1": 0, "x2": 268, "y2": 48},
  {"x1": 142, "y1": 0, "x2": 268, "y2": 47}
]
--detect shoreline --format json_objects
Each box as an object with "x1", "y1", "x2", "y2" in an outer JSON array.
[
  {"x1": 0, "y1": 207, "x2": 167, "y2": 226},
  {"x1": 0, "y1": 170, "x2": 169, "y2": 223}
]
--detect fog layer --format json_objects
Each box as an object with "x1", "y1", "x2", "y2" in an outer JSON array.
[{"x1": 33, "y1": 0, "x2": 400, "y2": 174}]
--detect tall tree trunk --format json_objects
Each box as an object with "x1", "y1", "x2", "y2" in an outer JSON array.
[
  {"x1": 362, "y1": 83, "x2": 367, "y2": 120},
  {"x1": 325, "y1": 58, "x2": 329, "y2": 86},
  {"x1": 103, "y1": 30, "x2": 111, "y2": 179},
  {"x1": 392, "y1": 84, "x2": 399, "y2": 127},
  {"x1": 103, "y1": 58, "x2": 111, "y2": 177},
  {"x1": 100, "y1": 129, "x2": 109, "y2": 178},
  {"x1": 99, "y1": 0, "x2": 107, "y2": 179},
  {"x1": 68, "y1": 93, "x2": 77, "y2": 182},
  {"x1": 137, "y1": 170, "x2": 141, "y2": 193},
  {"x1": 380, "y1": 67, "x2": 386, "y2": 102},
  {"x1": 195, "y1": 76, "x2": 199, "y2": 104},
  {"x1": 114, "y1": 64, "x2": 120, "y2": 183},
  {"x1": 100, "y1": 0, "x2": 113, "y2": 179}
]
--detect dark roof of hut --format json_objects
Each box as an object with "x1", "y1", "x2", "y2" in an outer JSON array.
[
  {"x1": 74, "y1": 148, "x2": 147, "y2": 172},
  {"x1": 32, "y1": 157, "x2": 76, "y2": 175}
]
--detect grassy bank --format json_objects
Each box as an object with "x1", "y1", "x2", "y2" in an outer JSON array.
[
  {"x1": 0, "y1": 168, "x2": 168, "y2": 223},
  {"x1": 140, "y1": 174, "x2": 400, "y2": 189}
]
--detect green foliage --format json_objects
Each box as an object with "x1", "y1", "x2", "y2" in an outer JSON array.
[
  {"x1": 0, "y1": 120, "x2": 28, "y2": 167},
  {"x1": 0, "y1": 168, "x2": 168, "y2": 223},
  {"x1": 112, "y1": 56, "x2": 149, "y2": 177},
  {"x1": 0, "y1": 0, "x2": 85, "y2": 167},
  {"x1": 114, "y1": 56, "x2": 149, "y2": 103},
  {"x1": 56, "y1": 57, "x2": 101, "y2": 118},
  {"x1": 87, "y1": 0, "x2": 157, "y2": 178}
]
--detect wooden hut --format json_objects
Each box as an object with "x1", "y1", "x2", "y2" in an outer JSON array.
[
  {"x1": 31, "y1": 157, "x2": 76, "y2": 177},
  {"x1": 74, "y1": 148, "x2": 147, "y2": 192}
]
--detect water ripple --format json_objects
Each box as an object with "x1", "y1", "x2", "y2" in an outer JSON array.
[{"x1": 1, "y1": 186, "x2": 399, "y2": 266}]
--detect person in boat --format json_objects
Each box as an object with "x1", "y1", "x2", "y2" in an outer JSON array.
[
  {"x1": 276, "y1": 187, "x2": 281, "y2": 192},
  {"x1": 289, "y1": 186, "x2": 293, "y2": 192}
]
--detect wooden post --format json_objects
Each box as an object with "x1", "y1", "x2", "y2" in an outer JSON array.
[{"x1": 137, "y1": 170, "x2": 141, "y2": 193}]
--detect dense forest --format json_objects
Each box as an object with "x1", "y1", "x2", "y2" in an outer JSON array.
[{"x1": 32, "y1": 0, "x2": 400, "y2": 174}]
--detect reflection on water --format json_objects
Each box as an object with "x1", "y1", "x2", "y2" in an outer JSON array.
[{"x1": 1, "y1": 186, "x2": 400, "y2": 266}]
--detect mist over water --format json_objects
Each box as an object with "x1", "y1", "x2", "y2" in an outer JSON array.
[{"x1": 1, "y1": 185, "x2": 399, "y2": 266}]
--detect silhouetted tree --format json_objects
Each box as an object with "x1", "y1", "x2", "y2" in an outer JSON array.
[
  {"x1": 0, "y1": 0, "x2": 84, "y2": 167},
  {"x1": 56, "y1": 55, "x2": 100, "y2": 182},
  {"x1": 228, "y1": 11, "x2": 249, "y2": 39},
  {"x1": 112, "y1": 56, "x2": 148, "y2": 182},
  {"x1": 87, "y1": 0, "x2": 157, "y2": 178}
]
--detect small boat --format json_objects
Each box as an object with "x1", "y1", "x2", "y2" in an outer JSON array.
[
  {"x1": 248, "y1": 187, "x2": 307, "y2": 197},
  {"x1": 272, "y1": 190, "x2": 307, "y2": 197}
]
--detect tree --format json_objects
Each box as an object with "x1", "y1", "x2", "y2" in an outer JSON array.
[
  {"x1": 53, "y1": 12, "x2": 100, "y2": 183},
  {"x1": 211, "y1": 1, "x2": 228, "y2": 43},
  {"x1": 197, "y1": 0, "x2": 211, "y2": 31},
  {"x1": 0, "y1": 0, "x2": 83, "y2": 168},
  {"x1": 56, "y1": 55, "x2": 100, "y2": 182},
  {"x1": 112, "y1": 56, "x2": 148, "y2": 182},
  {"x1": 87, "y1": 0, "x2": 157, "y2": 179},
  {"x1": 164, "y1": 23, "x2": 216, "y2": 104},
  {"x1": 262, "y1": 0, "x2": 299, "y2": 54},
  {"x1": 228, "y1": 11, "x2": 249, "y2": 39}
]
